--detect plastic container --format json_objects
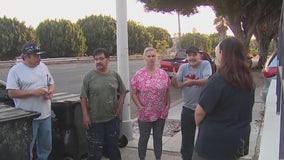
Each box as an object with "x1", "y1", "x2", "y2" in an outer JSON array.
[
  {"x1": 0, "y1": 104, "x2": 40, "y2": 160},
  {"x1": 49, "y1": 94, "x2": 88, "y2": 160}
]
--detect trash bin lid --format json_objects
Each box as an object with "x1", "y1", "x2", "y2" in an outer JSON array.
[
  {"x1": 52, "y1": 92, "x2": 80, "y2": 103},
  {"x1": 0, "y1": 104, "x2": 40, "y2": 122}
]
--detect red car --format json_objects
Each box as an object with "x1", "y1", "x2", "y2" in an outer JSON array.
[{"x1": 261, "y1": 52, "x2": 278, "y2": 102}]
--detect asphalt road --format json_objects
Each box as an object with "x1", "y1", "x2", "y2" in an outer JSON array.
[{"x1": 0, "y1": 59, "x2": 182, "y2": 119}]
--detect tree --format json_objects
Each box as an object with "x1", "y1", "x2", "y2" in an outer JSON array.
[
  {"x1": 138, "y1": 0, "x2": 202, "y2": 15},
  {"x1": 36, "y1": 19, "x2": 86, "y2": 57},
  {"x1": 77, "y1": 15, "x2": 116, "y2": 56},
  {"x1": 213, "y1": 0, "x2": 282, "y2": 54},
  {"x1": 156, "y1": 40, "x2": 169, "y2": 55},
  {"x1": 146, "y1": 26, "x2": 173, "y2": 49},
  {"x1": 128, "y1": 20, "x2": 153, "y2": 54},
  {"x1": 0, "y1": 16, "x2": 35, "y2": 60},
  {"x1": 138, "y1": 0, "x2": 283, "y2": 61},
  {"x1": 179, "y1": 33, "x2": 211, "y2": 52},
  {"x1": 213, "y1": 16, "x2": 228, "y2": 41},
  {"x1": 253, "y1": 1, "x2": 281, "y2": 68},
  {"x1": 208, "y1": 33, "x2": 221, "y2": 56}
]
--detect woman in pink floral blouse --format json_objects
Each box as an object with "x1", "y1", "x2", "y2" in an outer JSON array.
[{"x1": 130, "y1": 47, "x2": 171, "y2": 160}]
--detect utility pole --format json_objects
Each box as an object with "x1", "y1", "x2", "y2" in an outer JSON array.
[
  {"x1": 116, "y1": 0, "x2": 133, "y2": 141},
  {"x1": 177, "y1": 11, "x2": 181, "y2": 38},
  {"x1": 177, "y1": 11, "x2": 182, "y2": 50},
  {"x1": 193, "y1": 27, "x2": 197, "y2": 45}
]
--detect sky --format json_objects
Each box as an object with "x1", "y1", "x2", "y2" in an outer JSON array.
[{"x1": 0, "y1": 0, "x2": 227, "y2": 36}]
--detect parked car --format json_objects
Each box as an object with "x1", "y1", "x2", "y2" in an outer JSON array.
[
  {"x1": 261, "y1": 52, "x2": 278, "y2": 102},
  {"x1": 159, "y1": 49, "x2": 187, "y2": 77},
  {"x1": 159, "y1": 49, "x2": 216, "y2": 78}
]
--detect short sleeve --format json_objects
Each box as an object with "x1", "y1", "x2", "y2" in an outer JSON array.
[
  {"x1": 130, "y1": 70, "x2": 140, "y2": 90},
  {"x1": 177, "y1": 63, "x2": 187, "y2": 82},
  {"x1": 6, "y1": 67, "x2": 20, "y2": 90},
  {"x1": 198, "y1": 74, "x2": 222, "y2": 114},
  {"x1": 201, "y1": 60, "x2": 212, "y2": 79},
  {"x1": 115, "y1": 72, "x2": 126, "y2": 93},
  {"x1": 42, "y1": 63, "x2": 55, "y2": 85},
  {"x1": 80, "y1": 73, "x2": 89, "y2": 99},
  {"x1": 159, "y1": 68, "x2": 171, "y2": 88}
]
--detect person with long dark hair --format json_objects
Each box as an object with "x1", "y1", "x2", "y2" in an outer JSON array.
[{"x1": 193, "y1": 37, "x2": 255, "y2": 160}]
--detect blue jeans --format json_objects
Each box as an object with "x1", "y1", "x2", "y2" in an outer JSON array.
[
  {"x1": 181, "y1": 107, "x2": 196, "y2": 160},
  {"x1": 30, "y1": 116, "x2": 52, "y2": 160},
  {"x1": 87, "y1": 117, "x2": 121, "y2": 160},
  {"x1": 138, "y1": 118, "x2": 165, "y2": 160}
]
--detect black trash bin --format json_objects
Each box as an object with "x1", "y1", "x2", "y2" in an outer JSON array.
[
  {"x1": 0, "y1": 104, "x2": 40, "y2": 160},
  {"x1": 49, "y1": 94, "x2": 88, "y2": 160},
  {"x1": 49, "y1": 92, "x2": 129, "y2": 160},
  {"x1": 0, "y1": 80, "x2": 14, "y2": 106}
]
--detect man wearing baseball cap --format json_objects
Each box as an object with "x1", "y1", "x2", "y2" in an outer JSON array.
[
  {"x1": 6, "y1": 42, "x2": 55, "y2": 160},
  {"x1": 172, "y1": 46, "x2": 212, "y2": 160}
]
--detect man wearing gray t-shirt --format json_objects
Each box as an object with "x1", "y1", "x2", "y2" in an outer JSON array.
[
  {"x1": 172, "y1": 46, "x2": 212, "y2": 160},
  {"x1": 6, "y1": 42, "x2": 55, "y2": 160}
]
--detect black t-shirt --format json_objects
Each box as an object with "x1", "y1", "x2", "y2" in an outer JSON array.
[{"x1": 195, "y1": 73, "x2": 255, "y2": 160}]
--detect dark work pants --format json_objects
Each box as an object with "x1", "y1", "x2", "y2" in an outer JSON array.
[
  {"x1": 138, "y1": 118, "x2": 165, "y2": 160},
  {"x1": 87, "y1": 117, "x2": 121, "y2": 160},
  {"x1": 181, "y1": 107, "x2": 196, "y2": 160}
]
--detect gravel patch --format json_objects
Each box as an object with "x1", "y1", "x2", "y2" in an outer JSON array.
[{"x1": 132, "y1": 119, "x2": 181, "y2": 137}]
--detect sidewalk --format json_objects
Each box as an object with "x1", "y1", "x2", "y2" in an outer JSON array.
[
  {"x1": 119, "y1": 103, "x2": 183, "y2": 160},
  {"x1": 117, "y1": 87, "x2": 264, "y2": 160}
]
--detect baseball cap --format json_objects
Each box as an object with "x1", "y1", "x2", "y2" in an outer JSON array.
[
  {"x1": 21, "y1": 42, "x2": 44, "y2": 55},
  {"x1": 186, "y1": 46, "x2": 199, "y2": 54}
]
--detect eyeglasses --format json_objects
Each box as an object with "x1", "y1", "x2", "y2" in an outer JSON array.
[{"x1": 22, "y1": 45, "x2": 41, "y2": 54}]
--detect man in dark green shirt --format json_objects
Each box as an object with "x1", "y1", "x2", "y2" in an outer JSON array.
[{"x1": 80, "y1": 48, "x2": 126, "y2": 160}]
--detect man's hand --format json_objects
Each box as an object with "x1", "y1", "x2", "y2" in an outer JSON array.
[
  {"x1": 182, "y1": 79, "x2": 194, "y2": 87},
  {"x1": 82, "y1": 114, "x2": 91, "y2": 129},
  {"x1": 172, "y1": 68, "x2": 177, "y2": 79},
  {"x1": 172, "y1": 67, "x2": 179, "y2": 87},
  {"x1": 33, "y1": 88, "x2": 53, "y2": 100},
  {"x1": 32, "y1": 88, "x2": 50, "y2": 99},
  {"x1": 45, "y1": 84, "x2": 55, "y2": 99}
]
